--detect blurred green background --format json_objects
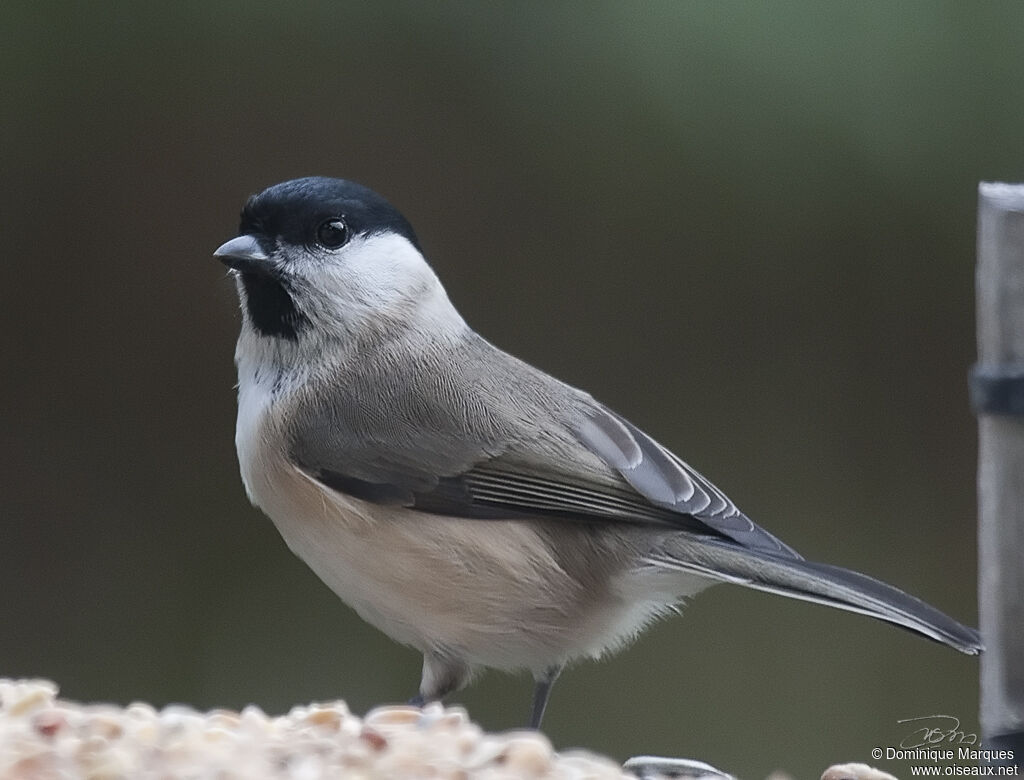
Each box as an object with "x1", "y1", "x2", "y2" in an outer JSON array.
[{"x1": 3, "y1": 2, "x2": 1019, "y2": 777}]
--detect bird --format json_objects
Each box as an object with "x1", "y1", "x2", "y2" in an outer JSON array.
[{"x1": 214, "y1": 176, "x2": 981, "y2": 729}]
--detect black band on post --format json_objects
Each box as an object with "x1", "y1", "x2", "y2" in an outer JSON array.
[{"x1": 969, "y1": 364, "x2": 1024, "y2": 417}]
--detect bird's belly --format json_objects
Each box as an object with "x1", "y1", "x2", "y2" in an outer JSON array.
[{"x1": 239, "y1": 441, "x2": 705, "y2": 672}]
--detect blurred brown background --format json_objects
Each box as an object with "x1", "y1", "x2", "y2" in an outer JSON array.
[{"x1": 3, "y1": 2, "x2": 1020, "y2": 777}]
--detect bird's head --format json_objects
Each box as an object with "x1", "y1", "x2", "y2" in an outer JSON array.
[{"x1": 215, "y1": 177, "x2": 460, "y2": 345}]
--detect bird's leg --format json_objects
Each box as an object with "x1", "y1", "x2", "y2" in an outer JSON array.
[
  {"x1": 412, "y1": 651, "x2": 471, "y2": 707},
  {"x1": 529, "y1": 664, "x2": 563, "y2": 729}
]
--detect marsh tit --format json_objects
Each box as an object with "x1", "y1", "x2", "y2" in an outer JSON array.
[{"x1": 214, "y1": 177, "x2": 980, "y2": 728}]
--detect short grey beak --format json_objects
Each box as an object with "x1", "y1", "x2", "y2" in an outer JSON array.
[{"x1": 214, "y1": 235, "x2": 270, "y2": 272}]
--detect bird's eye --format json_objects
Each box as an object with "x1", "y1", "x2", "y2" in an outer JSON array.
[{"x1": 316, "y1": 218, "x2": 349, "y2": 250}]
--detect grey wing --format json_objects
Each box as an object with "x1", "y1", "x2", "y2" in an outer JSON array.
[
  {"x1": 289, "y1": 335, "x2": 800, "y2": 557},
  {"x1": 289, "y1": 397, "x2": 718, "y2": 537}
]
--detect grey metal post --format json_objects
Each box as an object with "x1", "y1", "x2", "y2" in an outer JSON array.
[{"x1": 972, "y1": 182, "x2": 1024, "y2": 767}]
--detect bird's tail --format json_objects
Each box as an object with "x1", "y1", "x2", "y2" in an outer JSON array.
[{"x1": 651, "y1": 537, "x2": 982, "y2": 654}]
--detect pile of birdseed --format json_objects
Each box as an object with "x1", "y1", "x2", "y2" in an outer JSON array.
[{"x1": 0, "y1": 678, "x2": 634, "y2": 779}]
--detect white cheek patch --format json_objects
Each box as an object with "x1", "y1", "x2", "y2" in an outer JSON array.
[
  {"x1": 339, "y1": 233, "x2": 433, "y2": 304},
  {"x1": 309, "y1": 233, "x2": 466, "y2": 336}
]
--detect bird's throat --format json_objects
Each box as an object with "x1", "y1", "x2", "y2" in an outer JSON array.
[{"x1": 239, "y1": 272, "x2": 308, "y2": 340}]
